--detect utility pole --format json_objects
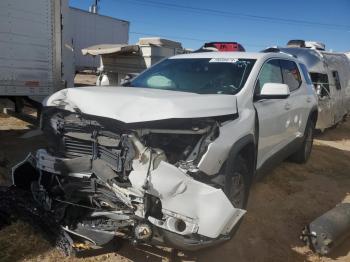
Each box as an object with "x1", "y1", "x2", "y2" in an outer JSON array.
[{"x1": 89, "y1": 0, "x2": 100, "y2": 14}]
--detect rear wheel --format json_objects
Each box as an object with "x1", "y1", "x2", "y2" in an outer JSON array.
[{"x1": 290, "y1": 119, "x2": 314, "y2": 164}]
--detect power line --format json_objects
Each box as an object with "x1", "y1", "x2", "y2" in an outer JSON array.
[
  {"x1": 130, "y1": 31, "x2": 269, "y2": 48},
  {"x1": 130, "y1": 18, "x2": 298, "y2": 47},
  {"x1": 124, "y1": 0, "x2": 350, "y2": 31},
  {"x1": 130, "y1": 0, "x2": 350, "y2": 29},
  {"x1": 131, "y1": 18, "x2": 251, "y2": 38}
]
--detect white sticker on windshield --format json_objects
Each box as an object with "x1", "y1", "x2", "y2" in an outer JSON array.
[{"x1": 209, "y1": 58, "x2": 239, "y2": 63}]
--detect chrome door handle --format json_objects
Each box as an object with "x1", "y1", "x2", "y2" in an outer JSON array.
[
  {"x1": 307, "y1": 97, "x2": 311, "y2": 103},
  {"x1": 284, "y1": 103, "x2": 291, "y2": 110}
]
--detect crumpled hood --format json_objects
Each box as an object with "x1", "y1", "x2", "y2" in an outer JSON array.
[{"x1": 44, "y1": 86, "x2": 237, "y2": 123}]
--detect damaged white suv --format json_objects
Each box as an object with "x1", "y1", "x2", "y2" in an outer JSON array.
[{"x1": 13, "y1": 51, "x2": 317, "y2": 251}]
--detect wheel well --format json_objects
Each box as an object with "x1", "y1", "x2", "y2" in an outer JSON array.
[
  {"x1": 237, "y1": 142, "x2": 256, "y2": 181},
  {"x1": 220, "y1": 135, "x2": 256, "y2": 182}
]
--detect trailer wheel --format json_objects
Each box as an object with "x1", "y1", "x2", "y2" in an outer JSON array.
[{"x1": 14, "y1": 97, "x2": 24, "y2": 113}]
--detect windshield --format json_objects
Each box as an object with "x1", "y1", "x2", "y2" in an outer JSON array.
[{"x1": 128, "y1": 58, "x2": 256, "y2": 95}]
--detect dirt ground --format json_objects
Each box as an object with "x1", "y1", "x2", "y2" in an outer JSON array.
[{"x1": 1, "y1": 85, "x2": 350, "y2": 261}]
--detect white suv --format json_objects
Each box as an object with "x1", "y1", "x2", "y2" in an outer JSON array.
[{"x1": 13, "y1": 51, "x2": 318, "y2": 251}]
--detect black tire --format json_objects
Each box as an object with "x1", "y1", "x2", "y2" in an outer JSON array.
[
  {"x1": 223, "y1": 155, "x2": 251, "y2": 239},
  {"x1": 224, "y1": 155, "x2": 251, "y2": 209},
  {"x1": 290, "y1": 119, "x2": 314, "y2": 164}
]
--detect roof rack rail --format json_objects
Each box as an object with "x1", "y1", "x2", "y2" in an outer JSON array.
[
  {"x1": 261, "y1": 47, "x2": 281, "y2": 53},
  {"x1": 260, "y1": 47, "x2": 297, "y2": 58}
]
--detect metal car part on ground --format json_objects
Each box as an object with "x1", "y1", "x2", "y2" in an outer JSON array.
[{"x1": 301, "y1": 203, "x2": 350, "y2": 255}]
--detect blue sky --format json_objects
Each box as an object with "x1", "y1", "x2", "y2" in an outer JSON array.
[{"x1": 69, "y1": 0, "x2": 350, "y2": 52}]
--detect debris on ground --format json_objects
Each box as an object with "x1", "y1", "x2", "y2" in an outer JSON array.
[
  {"x1": 301, "y1": 203, "x2": 350, "y2": 255},
  {"x1": 0, "y1": 187, "x2": 75, "y2": 258},
  {"x1": 0, "y1": 221, "x2": 52, "y2": 262}
]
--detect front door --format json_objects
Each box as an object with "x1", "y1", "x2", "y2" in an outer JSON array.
[{"x1": 254, "y1": 59, "x2": 292, "y2": 168}]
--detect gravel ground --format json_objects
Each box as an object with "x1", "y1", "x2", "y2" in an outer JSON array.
[{"x1": 1, "y1": 79, "x2": 350, "y2": 261}]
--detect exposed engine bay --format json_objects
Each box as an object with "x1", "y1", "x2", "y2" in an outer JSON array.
[{"x1": 12, "y1": 107, "x2": 245, "y2": 251}]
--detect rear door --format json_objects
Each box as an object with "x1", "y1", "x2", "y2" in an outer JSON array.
[
  {"x1": 254, "y1": 59, "x2": 292, "y2": 168},
  {"x1": 279, "y1": 59, "x2": 305, "y2": 138}
]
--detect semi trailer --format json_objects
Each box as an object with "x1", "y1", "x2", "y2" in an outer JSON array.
[
  {"x1": 0, "y1": 0, "x2": 130, "y2": 112},
  {"x1": 0, "y1": 0, "x2": 74, "y2": 111}
]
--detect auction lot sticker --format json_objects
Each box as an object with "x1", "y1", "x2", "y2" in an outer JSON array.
[{"x1": 209, "y1": 58, "x2": 239, "y2": 63}]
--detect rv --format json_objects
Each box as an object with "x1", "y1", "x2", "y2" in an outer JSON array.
[{"x1": 264, "y1": 40, "x2": 350, "y2": 131}]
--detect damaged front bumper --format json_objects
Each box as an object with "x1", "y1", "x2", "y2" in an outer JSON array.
[{"x1": 12, "y1": 149, "x2": 245, "y2": 250}]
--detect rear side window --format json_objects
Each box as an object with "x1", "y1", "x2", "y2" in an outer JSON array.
[
  {"x1": 256, "y1": 59, "x2": 283, "y2": 94},
  {"x1": 280, "y1": 60, "x2": 301, "y2": 92},
  {"x1": 299, "y1": 63, "x2": 312, "y2": 85}
]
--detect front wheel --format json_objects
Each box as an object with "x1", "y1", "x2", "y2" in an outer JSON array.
[
  {"x1": 290, "y1": 119, "x2": 315, "y2": 164},
  {"x1": 223, "y1": 155, "x2": 251, "y2": 237},
  {"x1": 224, "y1": 155, "x2": 251, "y2": 209}
]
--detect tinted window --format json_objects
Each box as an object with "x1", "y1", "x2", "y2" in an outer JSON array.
[
  {"x1": 129, "y1": 58, "x2": 256, "y2": 95},
  {"x1": 280, "y1": 60, "x2": 301, "y2": 92},
  {"x1": 299, "y1": 63, "x2": 312, "y2": 85},
  {"x1": 256, "y1": 59, "x2": 283, "y2": 94}
]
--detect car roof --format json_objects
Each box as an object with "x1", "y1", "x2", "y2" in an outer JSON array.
[{"x1": 170, "y1": 51, "x2": 295, "y2": 61}]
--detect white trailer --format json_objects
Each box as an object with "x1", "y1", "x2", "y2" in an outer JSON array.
[
  {"x1": 268, "y1": 40, "x2": 350, "y2": 131},
  {"x1": 82, "y1": 37, "x2": 190, "y2": 85},
  {"x1": 69, "y1": 7, "x2": 129, "y2": 72},
  {"x1": 0, "y1": 0, "x2": 74, "y2": 110}
]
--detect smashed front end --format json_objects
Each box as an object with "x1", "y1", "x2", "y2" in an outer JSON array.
[{"x1": 12, "y1": 90, "x2": 245, "y2": 251}]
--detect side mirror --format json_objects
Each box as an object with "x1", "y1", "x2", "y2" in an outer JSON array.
[{"x1": 256, "y1": 83, "x2": 290, "y2": 99}]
